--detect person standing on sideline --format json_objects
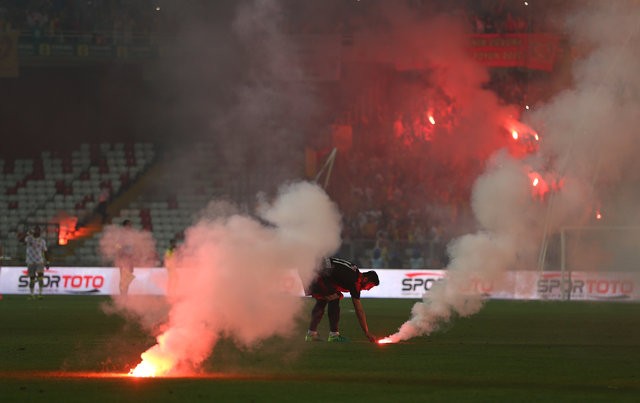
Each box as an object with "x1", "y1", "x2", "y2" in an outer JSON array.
[
  {"x1": 117, "y1": 219, "x2": 135, "y2": 295},
  {"x1": 20, "y1": 226, "x2": 49, "y2": 299},
  {"x1": 305, "y1": 257, "x2": 380, "y2": 343}
]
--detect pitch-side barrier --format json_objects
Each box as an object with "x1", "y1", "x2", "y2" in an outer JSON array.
[{"x1": 0, "y1": 267, "x2": 638, "y2": 301}]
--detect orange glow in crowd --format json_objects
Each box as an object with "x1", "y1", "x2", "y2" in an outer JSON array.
[
  {"x1": 528, "y1": 171, "x2": 550, "y2": 198},
  {"x1": 503, "y1": 118, "x2": 540, "y2": 158},
  {"x1": 57, "y1": 215, "x2": 78, "y2": 246},
  {"x1": 428, "y1": 115, "x2": 436, "y2": 125}
]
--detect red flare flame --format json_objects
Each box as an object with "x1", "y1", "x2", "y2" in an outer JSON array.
[
  {"x1": 129, "y1": 361, "x2": 157, "y2": 378},
  {"x1": 57, "y1": 214, "x2": 78, "y2": 246},
  {"x1": 377, "y1": 337, "x2": 396, "y2": 345}
]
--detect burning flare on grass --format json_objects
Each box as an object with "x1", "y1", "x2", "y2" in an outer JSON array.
[
  {"x1": 126, "y1": 181, "x2": 342, "y2": 376},
  {"x1": 383, "y1": 0, "x2": 640, "y2": 343},
  {"x1": 382, "y1": 154, "x2": 560, "y2": 342},
  {"x1": 128, "y1": 338, "x2": 181, "y2": 377},
  {"x1": 129, "y1": 360, "x2": 159, "y2": 378},
  {"x1": 377, "y1": 336, "x2": 397, "y2": 345}
]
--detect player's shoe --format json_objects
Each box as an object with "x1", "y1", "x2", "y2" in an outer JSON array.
[
  {"x1": 37, "y1": 295, "x2": 43, "y2": 300},
  {"x1": 305, "y1": 333, "x2": 323, "y2": 342},
  {"x1": 327, "y1": 334, "x2": 350, "y2": 343},
  {"x1": 27, "y1": 294, "x2": 35, "y2": 300}
]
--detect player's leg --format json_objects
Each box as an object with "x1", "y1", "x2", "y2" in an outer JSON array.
[
  {"x1": 327, "y1": 299, "x2": 349, "y2": 342},
  {"x1": 327, "y1": 299, "x2": 340, "y2": 332},
  {"x1": 28, "y1": 264, "x2": 36, "y2": 298},
  {"x1": 306, "y1": 299, "x2": 327, "y2": 341},
  {"x1": 119, "y1": 267, "x2": 126, "y2": 295},
  {"x1": 36, "y1": 267, "x2": 44, "y2": 298},
  {"x1": 119, "y1": 266, "x2": 134, "y2": 295}
]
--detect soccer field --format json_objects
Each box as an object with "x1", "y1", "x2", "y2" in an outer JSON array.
[{"x1": 1, "y1": 296, "x2": 639, "y2": 402}]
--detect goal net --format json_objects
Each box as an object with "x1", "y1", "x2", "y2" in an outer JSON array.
[{"x1": 559, "y1": 226, "x2": 640, "y2": 273}]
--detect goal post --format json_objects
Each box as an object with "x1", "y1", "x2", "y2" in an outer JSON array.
[{"x1": 558, "y1": 225, "x2": 640, "y2": 299}]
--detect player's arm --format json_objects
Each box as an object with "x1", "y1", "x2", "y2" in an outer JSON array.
[
  {"x1": 351, "y1": 297, "x2": 376, "y2": 343},
  {"x1": 41, "y1": 241, "x2": 50, "y2": 269}
]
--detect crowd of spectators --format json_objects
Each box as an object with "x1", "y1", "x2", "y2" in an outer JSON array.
[
  {"x1": 285, "y1": 0, "x2": 536, "y2": 36},
  {"x1": 467, "y1": 1, "x2": 530, "y2": 34},
  {"x1": 0, "y1": 1, "x2": 549, "y2": 45},
  {"x1": 0, "y1": 0, "x2": 164, "y2": 44},
  {"x1": 327, "y1": 66, "x2": 538, "y2": 269}
]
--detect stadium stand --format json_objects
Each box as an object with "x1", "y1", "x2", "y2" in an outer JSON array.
[
  {"x1": 65, "y1": 140, "x2": 228, "y2": 266},
  {"x1": 0, "y1": 142, "x2": 156, "y2": 266},
  {"x1": 0, "y1": 0, "x2": 567, "y2": 270}
]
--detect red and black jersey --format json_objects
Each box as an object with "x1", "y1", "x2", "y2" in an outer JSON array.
[{"x1": 309, "y1": 257, "x2": 363, "y2": 299}]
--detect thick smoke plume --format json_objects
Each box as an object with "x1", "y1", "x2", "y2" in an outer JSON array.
[
  {"x1": 133, "y1": 181, "x2": 341, "y2": 376},
  {"x1": 99, "y1": 224, "x2": 158, "y2": 270},
  {"x1": 388, "y1": 0, "x2": 640, "y2": 342},
  {"x1": 98, "y1": 223, "x2": 163, "y2": 328}
]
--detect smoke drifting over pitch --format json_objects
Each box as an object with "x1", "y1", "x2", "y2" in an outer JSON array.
[
  {"x1": 123, "y1": 181, "x2": 341, "y2": 376},
  {"x1": 96, "y1": 0, "x2": 344, "y2": 375},
  {"x1": 387, "y1": 0, "x2": 640, "y2": 342}
]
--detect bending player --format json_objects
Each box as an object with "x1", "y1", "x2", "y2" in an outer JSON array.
[{"x1": 305, "y1": 257, "x2": 379, "y2": 343}]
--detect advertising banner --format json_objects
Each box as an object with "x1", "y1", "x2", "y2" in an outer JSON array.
[
  {"x1": 343, "y1": 32, "x2": 561, "y2": 72},
  {"x1": 1, "y1": 267, "x2": 638, "y2": 300},
  {"x1": 533, "y1": 271, "x2": 639, "y2": 301},
  {"x1": 0, "y1": 267, "x2": 167, "y2": 296},
  {"x1": 469, "y1": 33, "x2": 561, "y2": 71},
  {"x1": 357, "y1": 269, "x2": 640, "y2": 301}
]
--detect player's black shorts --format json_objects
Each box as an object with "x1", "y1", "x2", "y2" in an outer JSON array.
[{"x1": 307, "y1": 276, "x2": 343, "y2": 300}]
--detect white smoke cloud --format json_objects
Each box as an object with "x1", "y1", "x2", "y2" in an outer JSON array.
[
  {"x1": 131, "y1": 181, "x2": 341, "y2": 376},
  {"x1": 98, "y1": 223, "x2": 163, "y2": 330},
  {"x1": 99, "y1": 224, "x2": 158, "y2": 269},
  {"x1": 387, "y1": 0, "x2": 640, "y2": 342}
]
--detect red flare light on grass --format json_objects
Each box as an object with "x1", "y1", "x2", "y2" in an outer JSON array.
[
  {"x1": 128, "y1": 352, "x2": 176, "y2": 378},
  {"x1": 377, "y1": 334, "x2": 402, "y2": 345},
  {"x1": 129, "y1": 361, "x2": 158, "y2": 378}
]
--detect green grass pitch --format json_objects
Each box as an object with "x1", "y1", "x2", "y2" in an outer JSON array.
[{"x1": 1, "y1": 295, "x2": 639, "y2": 402}]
